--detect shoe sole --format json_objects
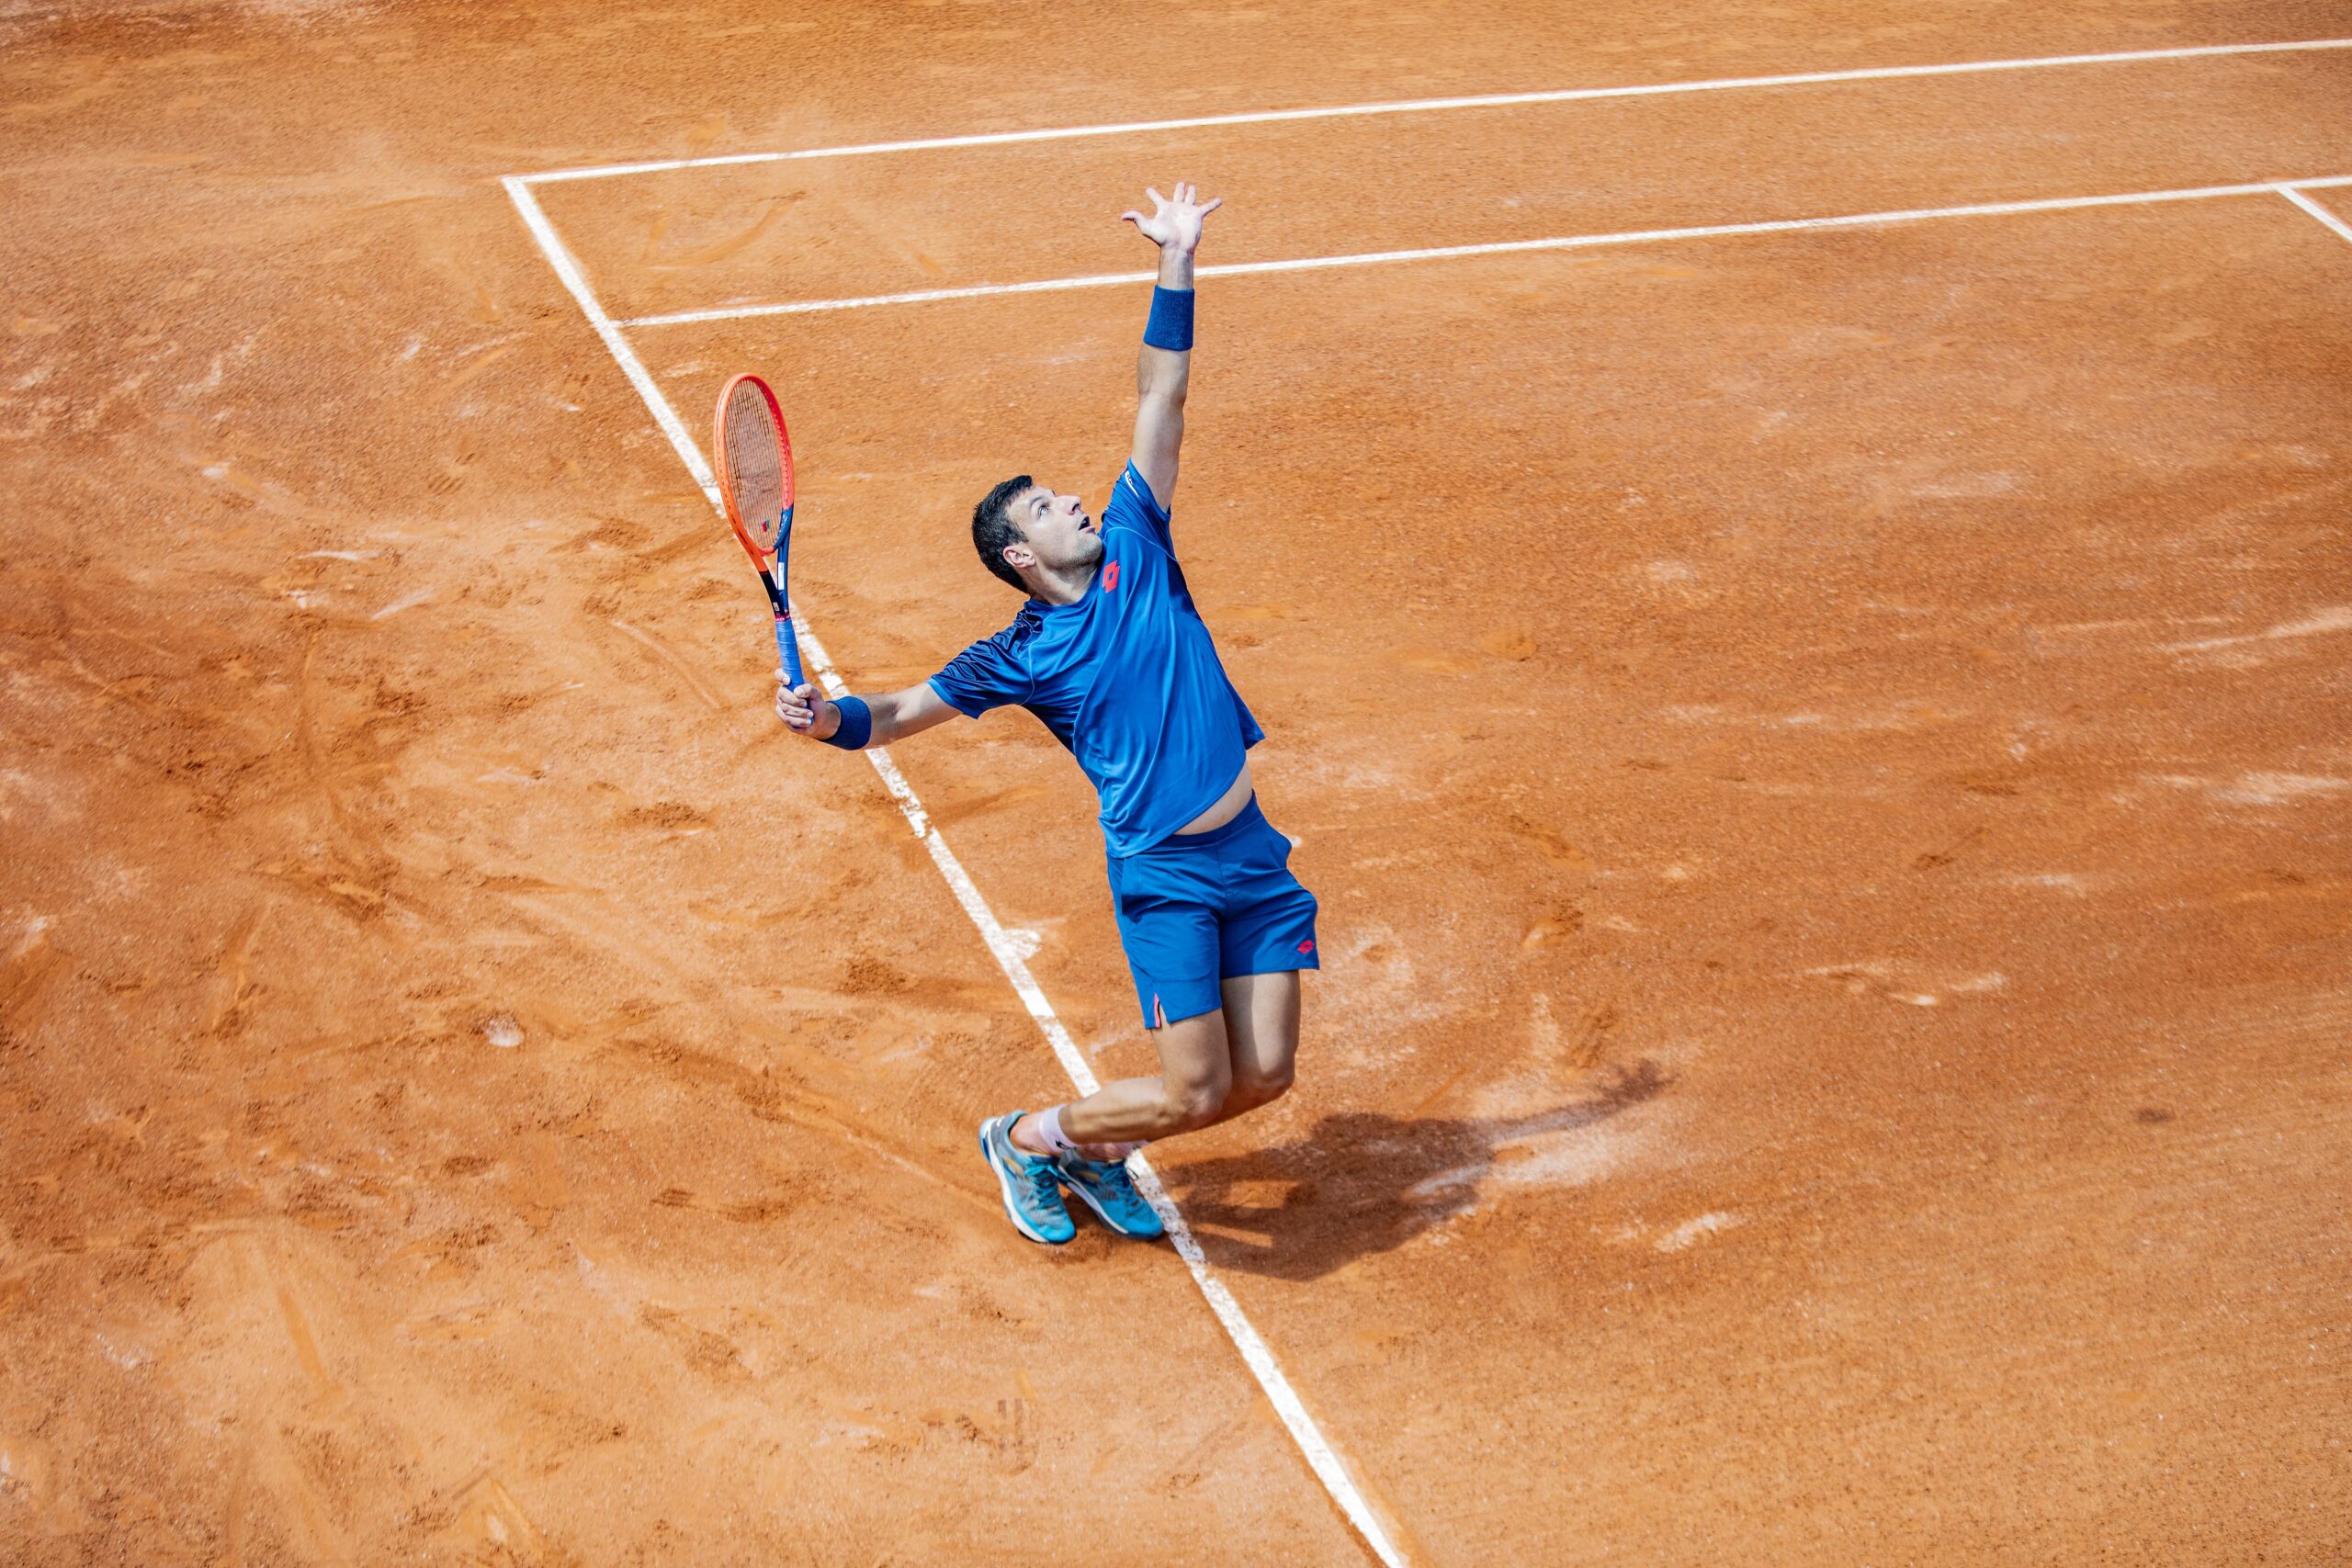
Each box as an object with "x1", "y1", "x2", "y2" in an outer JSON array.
[
  {"x1": 977, "y1": 1119, "x2": 1071, "y2": 1246},
  {"x1": 1061, "y1": 1172, "x2": 1165, "y2": 1239}
]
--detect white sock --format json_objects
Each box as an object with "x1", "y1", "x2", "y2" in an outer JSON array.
[
  {"x1": 1035, "y1": 1104, "x2": 1079, "y2": 1156},
  {"x1": 1034, "y1": 1108, "x2": 1146, "y2": 1163}
]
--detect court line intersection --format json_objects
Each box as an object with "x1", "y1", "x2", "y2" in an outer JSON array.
[{"x1": 2279, "y1": 184, "x2": 2352, "y2": 244}]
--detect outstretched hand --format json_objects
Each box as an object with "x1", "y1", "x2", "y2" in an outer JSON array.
[{"x1": 1122, "y1": 181, "x2": 1222, "y2": 254}]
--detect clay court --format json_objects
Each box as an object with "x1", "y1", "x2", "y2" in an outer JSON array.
[{"x1": 5, "y1": 2, "x2": 2350, "y2": 1562}]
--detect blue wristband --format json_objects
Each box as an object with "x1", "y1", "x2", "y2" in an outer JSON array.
[
  {"x1": 1143, "y1": 286, "x2": 1194, "y2": 351},
  {"x1": 820, "y1": 694, "x2": 872, "y2": 750}
]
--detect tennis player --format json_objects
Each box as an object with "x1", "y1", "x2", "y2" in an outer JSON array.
[{"x1": 775, "y1": 182, "x2": 1317, "y2": 1246}]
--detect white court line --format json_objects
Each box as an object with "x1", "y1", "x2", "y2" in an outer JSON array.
[
  {"x1": 519, "y1": 36, "x2": 2352, "y2": 185},
  {"x1": 2278, "y1": 183, "x2": 2352, "y2": 244},
  {"x1": 617, "y1": 175, "x2": 2352, "y2": 325},
  {"x1": 500, "y1": 175, "x2": 1410, "y2": 1568}
]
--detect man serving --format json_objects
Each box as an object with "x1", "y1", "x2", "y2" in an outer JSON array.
[{"x1": 777, "y1": 183, "x2": 1316, "y2": 1247}]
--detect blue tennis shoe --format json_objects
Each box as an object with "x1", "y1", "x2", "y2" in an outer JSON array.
[
  {"x1": 978, "y1": 1112, "x2": 1075, "y2": 1245},
  {"x1": 1056, "y1": 1151, "x2": 1166, "y2": 1239}
]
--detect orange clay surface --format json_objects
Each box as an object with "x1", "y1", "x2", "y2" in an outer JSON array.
[{"x1": 4, "y1": 3, "x2": 2350, "y2": 1563}]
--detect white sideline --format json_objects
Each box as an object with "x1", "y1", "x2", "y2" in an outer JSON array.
[
  {"x1": 616, "y1": 175, "x2": 2352, "y2": 326},
  {"x1": 2278, "y1": 184, "x2": 2352, "y2": 244},
  {"x1": 517, "y1": 36, "x2": 2352, "y2": 185},
  {"x1": 501, "y1": 175, "x2": 1410, "y2": 1568}
]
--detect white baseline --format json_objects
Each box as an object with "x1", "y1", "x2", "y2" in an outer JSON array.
[
  {"x1": 501, "y1": 175, "x2": 1410, "y2": 1568},
  {"x1": 618, "y1": 175, "x2": 2352, "y2": 326},
  {"x1": 520, "y1": 36, "x2": 2352, "y2": 186}
]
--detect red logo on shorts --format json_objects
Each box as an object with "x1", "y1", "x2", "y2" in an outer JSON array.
[
  {"x1": 1296, "y1": 939, "x2": 1315, "y2": 954},
  {"x1": 1102, "y1": 560, "x2": 1121, "y2": 592}
]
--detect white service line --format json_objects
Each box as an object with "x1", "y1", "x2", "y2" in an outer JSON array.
[
  {"x1": 616, "y1": 174, "x2": 2352, "y2": 326},
  {"x1": 501, "y1": 175, "x2": 1410, "y2": 1568},
  {"x1": 2278, "y1": 183, "x2": 2352, "y2": 245},
  {"x1": 519, "y1": 36, "x2": 2352, "y2": 185}
]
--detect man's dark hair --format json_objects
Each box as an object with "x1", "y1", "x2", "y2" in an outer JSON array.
[{"x1": 971, "y1": 474, "x2": 1034, "y2": 592}]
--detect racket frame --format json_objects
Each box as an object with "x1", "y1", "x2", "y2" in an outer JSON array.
[{"x1": 711, "y1": 371, "x2": 805, "y2": 689}]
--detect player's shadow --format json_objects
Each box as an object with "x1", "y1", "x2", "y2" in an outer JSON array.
[{"x1": 1152, "y1": 1057, "x2": 1669, "y2": 1280}]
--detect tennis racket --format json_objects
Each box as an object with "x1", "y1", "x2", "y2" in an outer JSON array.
[{"x1": 711, "y1": 372, "x2": 805, "y2": 690}]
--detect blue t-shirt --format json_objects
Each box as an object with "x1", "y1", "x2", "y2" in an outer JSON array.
[{"x1": 929, "y1": 463, "x2": 1263, "y2": 857}]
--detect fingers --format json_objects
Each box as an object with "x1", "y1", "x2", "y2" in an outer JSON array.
[
  {"x1": 1141, "y1": 181, "x2": 1217, "y2": 211},
  {"x1": 775, "y1": 678, "x2": 818, "y2": 731},
  {"x1": 1133, "y1": 184, "x2": 1223, "y2": 208},
  {"x1": 1131, "y1": 182, "x2": 1218, "y2": 236}
]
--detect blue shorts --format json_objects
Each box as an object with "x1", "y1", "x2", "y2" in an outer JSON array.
[{"x1": 1104, "y1": 796, "x2": 1320, "y2": 1029}]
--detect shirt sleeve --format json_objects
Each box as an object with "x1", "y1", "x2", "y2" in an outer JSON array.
[
  {"x1": 1101, "y1": 461, "x2": 1173, "y2": 552},
  {"x1": 926, "y1": 629, "x2": 1032, "y2": 718}
]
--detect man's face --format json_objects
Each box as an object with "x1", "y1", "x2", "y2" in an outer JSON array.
[{"x1": 1006, "y1": 484, "x2": 1102, "y2": 579}]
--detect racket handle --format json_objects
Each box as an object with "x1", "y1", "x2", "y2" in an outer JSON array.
[{"x1": 773, "y1": 614, "x2": 806, "y2": 690}]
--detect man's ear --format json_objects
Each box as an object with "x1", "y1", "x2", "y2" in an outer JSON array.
[{"x1": 1001, "y1": 541, "x2": 1034, "y2": 572}]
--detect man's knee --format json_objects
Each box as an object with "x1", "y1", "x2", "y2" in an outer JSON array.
[
  {"x1": 1228, "y1": 1062, "x2": 1295, "y2": 1113},
  {"x1": 1160, "y1": 1070, "x2": 1231, "y2": 1133}
]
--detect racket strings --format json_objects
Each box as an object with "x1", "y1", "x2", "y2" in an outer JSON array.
[{"x1": 721, "y1": 386, "x2": 786, "y2": 548}]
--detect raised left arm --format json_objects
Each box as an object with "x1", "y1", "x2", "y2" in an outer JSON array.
[{"x1": 1123, "y1": 182, "x2": 1221, "y2": 510}]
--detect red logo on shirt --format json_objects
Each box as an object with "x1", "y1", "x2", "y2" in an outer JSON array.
[
  {"x1": 1102, "y1": 560, "x2": 1121, "y2": 592},
  {"x1": 1296, "y1": 938, "x2": 1315, "y2": 955}
]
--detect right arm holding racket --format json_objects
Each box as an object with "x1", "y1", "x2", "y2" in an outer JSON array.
[
  {"x1": 773, "y1": 182, "x2": 1219, "y2": 749},
  {"x1": 775, "y1": 678, "x2": 953, "y2": 746}
]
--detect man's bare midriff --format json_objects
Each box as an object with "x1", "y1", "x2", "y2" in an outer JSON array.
[{"x1": 1173, "y1": 762, "x2": 1254, "y2": 835}]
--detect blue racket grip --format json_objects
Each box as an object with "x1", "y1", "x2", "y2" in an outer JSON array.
[
  {"x1": 769, "y1": 537, "x2": 805, "y2": 689},
  {"x1": 773, "y1": 612, "x2": 805, "y2": 691}
]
